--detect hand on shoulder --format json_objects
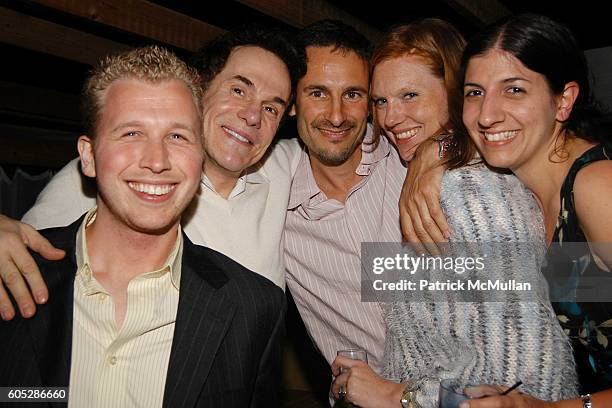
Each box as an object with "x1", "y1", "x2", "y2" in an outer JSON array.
[{"x1": 0, "y1": 215, "x2": 64, "y2": 320}]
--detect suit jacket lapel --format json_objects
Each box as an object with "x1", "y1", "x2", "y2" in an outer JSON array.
[
  {"x1": 163, "y1": 237, "x2": 237, "y2": 408},
  {"x1": 28, "y1": 222, "x2": 80, "y2": 392}
]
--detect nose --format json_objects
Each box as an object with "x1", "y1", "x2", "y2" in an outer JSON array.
[
  {"x1": 326, "y1": 97, "x2": 346, "y2": 127},
  {"x1": 383, "y1": 100, "x2": 403, "y2": 130},
  {"x1": 477, "y1": 93, "x2": 504, "y2": 128},
  {"x1": 140, "y1": 138, "x2": 171, "y2": 173},
  {"x1": 238, "y1": 103, "x2": 262, "y2": 129}
]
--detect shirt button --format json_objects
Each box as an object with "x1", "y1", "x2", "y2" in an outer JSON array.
[
  {"x1": 98, "y1": 294, "x2": 108, "y2": 301},
  {"x1": 109, "y1": 356, "x2": 117, "y2": 365}
]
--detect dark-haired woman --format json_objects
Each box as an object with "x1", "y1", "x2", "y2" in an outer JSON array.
[{"x1": 461, "y1": 13, "x2": 612, "y2": 408}]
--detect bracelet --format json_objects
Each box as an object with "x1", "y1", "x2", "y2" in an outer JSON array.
[
  {"x1": 581, "y1": 393, "x2": 592, "y2": 408},
  {"x1": 400, "y1": 380, "x2": 422, "y2": 408}
]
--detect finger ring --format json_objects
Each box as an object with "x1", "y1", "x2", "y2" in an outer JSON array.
[{"x1": 338, "y1": 386, "x2": 347, "y2": 400}]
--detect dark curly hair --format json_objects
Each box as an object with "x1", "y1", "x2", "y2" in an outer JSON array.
[{"x1": 193, "y1": 23, "x2": 305, "y2": 105}]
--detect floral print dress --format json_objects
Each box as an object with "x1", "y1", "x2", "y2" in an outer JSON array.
[{"x1": 543, "y1": 144, "x2": 612, "y2": 393}]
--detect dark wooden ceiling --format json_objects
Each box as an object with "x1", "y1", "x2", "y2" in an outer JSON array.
[{"x1": 0, "y1": 0, "x2": 609, "y2": 170}]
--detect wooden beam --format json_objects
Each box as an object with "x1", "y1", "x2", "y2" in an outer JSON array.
[
  {"x1": 31, "y1": 0, "x2": 226, "y2": 51},
  {"x1": 0, "y1": 6, "x2": 130, "y2": 65},
  {"x1": 0, "y1": 81, "x2": 81, "y2": 126},
  {"x1": 236, "y1": 0, "x2": 381, "y2": 43},
  {"x1": 0, "y1": 126, "x2": 78, "y2": 168},
  {"x1": 444, "y1": 0, "x2": 511, "y2": 26}
]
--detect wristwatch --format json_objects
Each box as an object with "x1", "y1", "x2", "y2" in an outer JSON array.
[
  {"x1": 400, "y1": 381, "x2": 422, "y2": 408},
  {"x1": 581, "y1": 394, "x2": 592, "y2": 408}
]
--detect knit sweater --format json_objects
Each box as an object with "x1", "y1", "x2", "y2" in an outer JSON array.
[{"x1": 382, "y1": 164, "x2": 578, "y2": 407}]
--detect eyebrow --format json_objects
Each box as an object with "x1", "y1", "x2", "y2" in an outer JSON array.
[
  {"x1": 112, "y1": 121, "x2": 143, "y2": 132},
  {"x1": 112, "y1": 121, "x2": 196, "y2": 134},
  {"x1": 234, "y1": 75, "x2": 253, "y2": 87},
  {"x1": 463, "y1": 77, "x2": 531, "y2": 88},
  {"x1": 303, "y1": 84, "x2": 328, "y2": 93},
  {"x1": 168, "y1": 122, "x2": 197, "y2": 133},
  {"x1": 233, "y1": 75, "x2": 287, "y2": 107},
  {"x1": 371, "y1": 86, "x2": 415, "y2": 99},
  {"x1": 303, "y1": 84, "x2": 368, "y2": 94},
  {"x1": 503, "y1": 77, "x2": 531, "y2": 84},
  {"x1": 346, "y1": 86, "x2": 369, "y2": 94}
]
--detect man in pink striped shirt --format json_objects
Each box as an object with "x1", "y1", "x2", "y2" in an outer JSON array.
[{"x1": 285, "y1": 20, "x2": 405, "y2": 377}]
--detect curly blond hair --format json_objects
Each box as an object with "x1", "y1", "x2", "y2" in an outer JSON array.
[{"x1": 82, "y1": 45, "x2": 202, "y2": 135}]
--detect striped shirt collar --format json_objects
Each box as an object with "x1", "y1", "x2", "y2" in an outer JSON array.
[
  {"x1": 288, "y1": 124, "x2": 390, "y2": 210},
  {"x1": 75, "y1": 206, "x2": 183, "y2": 294}
]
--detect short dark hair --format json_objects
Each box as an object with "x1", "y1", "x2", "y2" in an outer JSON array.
[
  {"x1": 295, "y1": 19, "x2": 372, "y2": 81},
  {"x1": 462, "y1": 13, "x2": 608, "y2": 145},
  {"x1": 193, "y1": 23, "x2": 304, "y2": 102}
]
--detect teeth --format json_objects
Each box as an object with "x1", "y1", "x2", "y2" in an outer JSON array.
[
  {"x1": 223, "y1": 127, "x2": 250, "y2": 143},
  {"x1": 320, "y1": 128, "x2": 350, "y2": 134},
  {"x1": 128, "y1": 182, "x2": 175, "y2": 196},
  {"x1": 395, "y1": 128, "x2": 419, "y2": 140},
  {"x1": 484, "y1": 130, "x2": 517, "y2": 142}
]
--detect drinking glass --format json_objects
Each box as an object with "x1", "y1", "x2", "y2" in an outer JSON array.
[
  {"x1": 335, "y1": 349, "x2": 368, "y2": 408},
  {"x1": 337, "y1": 348, "x2": 368, "y2": 367},
  {"x1": 438, "y1": 379, "x2": 472, "y2": 408}
]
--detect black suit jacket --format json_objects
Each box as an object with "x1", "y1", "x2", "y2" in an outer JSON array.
[{"x1": 0, "y1": 218, "x2": 286, "y2": 407}]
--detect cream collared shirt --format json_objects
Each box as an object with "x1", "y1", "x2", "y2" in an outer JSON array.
[
  {"x1": 68, "y1": 208, "x2": 183, "y2": 408},
  {"x1": 23, "y1": 139, "x2": 302, "y2": 288}
]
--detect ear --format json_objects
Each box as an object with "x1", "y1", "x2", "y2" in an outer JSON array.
[
  {"x1": 77, "y1": 135, "x2": 96, "y2": 178},
  {"x1": 289, "y1": 104, "x2": 296, "y2": 117},
  {"x1": 556, "y1": 81, "x2": 580, "y2": 122}
]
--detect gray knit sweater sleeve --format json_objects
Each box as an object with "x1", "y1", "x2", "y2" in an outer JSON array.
[{"x1": 382, "y1": 164, "x2": 578, "y2": 407}]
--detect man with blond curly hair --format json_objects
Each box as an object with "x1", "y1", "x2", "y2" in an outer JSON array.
[{"x1": 0, "y1": 45, "x2": 285, "y2": 408}]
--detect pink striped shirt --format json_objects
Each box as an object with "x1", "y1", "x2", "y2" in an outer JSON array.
[{"x1": 284, "y1": 131, "x2": 405, "y2": 373}]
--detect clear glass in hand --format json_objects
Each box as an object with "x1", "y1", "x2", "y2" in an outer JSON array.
[
  {"x1": 335, "y1": 349, "x2": 368, "y2": 408},
  {"x1": 337, "y1": 349, "x2": 368, "y2": 372}
]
